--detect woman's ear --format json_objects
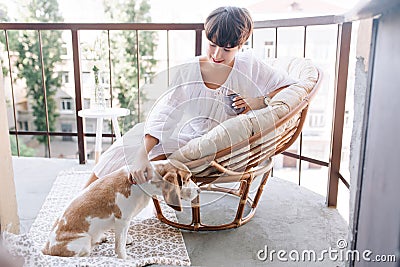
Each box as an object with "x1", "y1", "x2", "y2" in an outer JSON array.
[{"x1": 161, "y1": 172, "x2": 182, "y2": 211}]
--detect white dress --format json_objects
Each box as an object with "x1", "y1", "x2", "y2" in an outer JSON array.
[{"x1": 93, "y1": 50, "x2": 296, "y2": 178}]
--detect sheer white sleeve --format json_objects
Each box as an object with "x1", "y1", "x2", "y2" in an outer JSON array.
[
  {"x1": 144, "y1": 84, "x2": 187, "y2": 143},
  {"x1": 254, "y1": 59, "x2": 298, "y2": 95},
  {"x1": 237, "y1": 50, "x2": 297, "y2": 95}
]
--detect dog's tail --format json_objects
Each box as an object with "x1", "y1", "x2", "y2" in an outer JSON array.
[
  {"x1": 42, "y1": 218, "x2": 59, "y2": 255},
  {"x1": 42, "y1": 241, "x2": 50, "y2": 255}
]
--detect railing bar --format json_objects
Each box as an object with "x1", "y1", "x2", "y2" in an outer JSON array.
[
  {"x1": 167, "y1": 30, "x2": 170, "y2": 86},
  {"x1": 71, "y1": 29, "x2": 85, "y2": 164},
  {"x1": 4, "y1": 29, "x2": 20, "y2": 156},
  {"x1": 107, "y1": 30, "x2": 115, "y2": 144},
  {"x1": 303, "y1": 25, "x2": 307, "y2": 57},
  {"x1": 107, "y1": 30, "x2": 113, "y2": 108},
  {"x1": 338, "y1": 172, "x2": 350, "y2": 189},
  {"x1": 0, "y1": 23, "x2": 205, "y2": 31},
  {"x1": 85, "y1": 133, "x2": 114, "y2": 138},
  {"x1": 195, "y1": 29, "x2": 202, "y2": 56},
  {"x1": 0, "y1": 16, "x2": 341, "y2": 30},
  {"x1": 254, "y1": 15, "x2": 342, "y2": 28},
  {"x1": 8, "y1": 131, "x2": 68, "y2": 136},
  {"x1": 282, "y1": 151, "x2": 329, "y2": 167},
  {"x1": 327, "y1": 22, "x2": 352, "y2": 207},
  {"x1": 38, "y1": 30, "x2": 51, "y2": 158},
  {"x1": 298, "y1": 135, "x2": 302, "y2": 186},
  {"x1": 136, "y1": 29, "x2": 140, "y2": 123},
  {"x1": 298, "y1": 25, "x2": 307, "y2": 186},
  {"x1": 8, "y1": 131, "x2": 117, "y2": 138},
  {"x1": 274, "y1": 27, "x2": 278, "y2": 58}
]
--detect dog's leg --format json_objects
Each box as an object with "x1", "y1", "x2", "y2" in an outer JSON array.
[
  {"x1": 93, "y1": 233, "x2": 108, "y2": 245},
  {"x1": 99, "y1": 234, "x2": 108, "y2": 244},
  {"x1": 68, "y1": 234, "x2": 92, "y2": 257},
  {"x1": 126, "y1": 235, "x2": 133, "y2": 245},
  {"x1": 115, "y1": 219, "x2": 130, "y2": 259}
]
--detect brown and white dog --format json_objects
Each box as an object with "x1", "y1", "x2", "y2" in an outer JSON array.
[{"x1": 42, "y1": 159, "x2": 199, "y2": 259}]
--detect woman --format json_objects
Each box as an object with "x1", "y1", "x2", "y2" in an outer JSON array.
[{"x1": 85, "y1": 6, "x2": 296, "y2": 187}]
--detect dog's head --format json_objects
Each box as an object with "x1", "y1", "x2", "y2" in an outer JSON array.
[{"x1": 153, "y1": 159, "x2": 200, "y2": 211}]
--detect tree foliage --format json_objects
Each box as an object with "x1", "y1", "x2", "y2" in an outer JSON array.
[
  {"x1": 0, "y1": 4, "x2": 18, "y2": 76},
  {"x1": 10, "y1": 137, "x2": 35, "y2": 157},
  {"x1": 14, "y1": 0, "x2": 64, "y2": 148},
  {"x1": 103, "y1": 0, "x2": 158, "y2": 131}
]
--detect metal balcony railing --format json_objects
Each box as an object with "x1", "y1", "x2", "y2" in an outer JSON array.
[{"x1": 0, "y1": 15, "x2": 351, "y2": 207}]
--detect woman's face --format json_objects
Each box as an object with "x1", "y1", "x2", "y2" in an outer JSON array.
[{"x1": 206, "y1": 41, "x2": 239, "y2": 67}]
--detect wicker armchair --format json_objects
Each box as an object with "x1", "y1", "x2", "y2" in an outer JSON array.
[{"x1": 153, "y1": 58, "x2": 322, "y2": 231}]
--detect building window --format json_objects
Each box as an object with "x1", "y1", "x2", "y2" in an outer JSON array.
[
  {"x1": 344, "y1": 110, "x2": 352, "y2": 128},
  {"x1": 82, "y1": 71, "x2": 91, "y2": 85},
  {"x1": 101, "y1": 72, "x2": 110, "y2": 85},
  {"x1": 61, "y1": 123, "x2": 73, "y2": 141},
  {"x1": 264, "y1": 41, "x2": 275, "y2": 59},
  {"x1": 86, "y1": 123, "x2": 95, "y2": 133},
  {"x1": 61, "y1": 43, "x2": 68, "y2": 57},
  {"x1": 144, "y1": 72, "x2": 153, "y2": 84},
  {"x1": 18, "y1": 121, "x2": 29, "y2": 131},
  {"x1": 308, "y1": 112, "x2": 325, "y2": 128},
  {"x1": 61, "y1": 98, "x2": 73, "y2": 111},
  {"x1": 240, "y1": 41, "x2": 251, "y2": 52},
  {"x1": 83, "y1": 98, "x2": 91, "y2": 109},
  {"x1": 60, "y1": 71, "x2": 69, "y2": 84}
]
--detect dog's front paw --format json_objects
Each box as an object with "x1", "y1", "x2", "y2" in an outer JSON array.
[
  {"x1": 117, "y1": 250, "x2": 127, "y2": 260},
  {"x1": 99, "y1": 235, "x2": 108, "y2": 244}
]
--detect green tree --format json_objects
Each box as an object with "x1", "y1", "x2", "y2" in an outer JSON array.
[
  {"x1": 14, "y1": 0, "x2": 64, "y2": 156},
  {"x1": 0, "y1": 4, "x2": 18, "y2": 76},
  {"x1": 10, "y1": 137, "x2": 35, "y2": 157},
  {"x1": 0, "y1": 4, "x2": 9, "y2": 76},
  {"x1": 104, "y1": 0, "x2": 157, "y2": 132}
]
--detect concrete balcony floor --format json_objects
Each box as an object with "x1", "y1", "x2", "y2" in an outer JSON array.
[{"x1": 12, "y1": 157, "x2": 348, "y2": 266}]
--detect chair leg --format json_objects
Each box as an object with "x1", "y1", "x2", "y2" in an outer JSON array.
[
  {"x1": 191, "y1": 195, "x2": 201, "y2": 230},
  {"x1": 152, "y1": 197, "x2": 164, "y2": 220},
  {"x1": 252, "y1": 170, "x2": 271, "y2": 209},
  {"x1": 153, "y1": 170, "x2": 271, "y2": 231},
  {"x1": 233, "y1": 177, "x2": 252, "y2": 226}
]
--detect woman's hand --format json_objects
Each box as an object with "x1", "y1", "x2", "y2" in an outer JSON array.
[
  {"x1": 128, "y1": 134, "x2": 159, "y2": 184},
  {"x1": 232, "y1": 96, "x2": 265, "y2": 113},
  {"x1": 129, "y1": 145, "x2": 153, "y2": 184}
]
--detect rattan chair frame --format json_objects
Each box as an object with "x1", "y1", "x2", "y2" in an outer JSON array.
[{"x1": 153, "y1": 69, "x2": 322, "y2": 231}]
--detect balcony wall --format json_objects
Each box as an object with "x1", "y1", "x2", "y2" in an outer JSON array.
[
  {"x1": 0, "y1": 56, "x2": 19, "y2": 234},
  {"x1": 346, "y1": 4, "x2": 400, "y2": 266}
]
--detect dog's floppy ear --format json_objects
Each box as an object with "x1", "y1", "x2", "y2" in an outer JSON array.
[
  {"x1": 177, "y1": 169, "x2": 191, "y2": 185},
  {"x1": 162, "y1": 171, "x2": 182, "y2": 211}
]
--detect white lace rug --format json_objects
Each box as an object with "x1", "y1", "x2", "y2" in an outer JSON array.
[{"x1": 3, "y1": 169, "x2": 191, "y2": 267}]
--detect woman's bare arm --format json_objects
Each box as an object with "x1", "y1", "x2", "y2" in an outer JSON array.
[
  {"x1": 233, "y1": 85, "x2": 289, "y2": 113},
  {"x1": 129, "y1": 134, "x2": 160, "y2": 184}
]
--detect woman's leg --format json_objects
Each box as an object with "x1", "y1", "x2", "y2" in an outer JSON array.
[{"x1": 84, "y1": 172, "x2": 99, "y2": 188}]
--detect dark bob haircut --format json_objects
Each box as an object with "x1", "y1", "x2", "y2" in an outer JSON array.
[{"x1": 204, "y1": 6, "x2": 253, "y2": 48}]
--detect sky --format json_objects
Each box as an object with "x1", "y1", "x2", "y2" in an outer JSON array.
[{"x1": 2, "y1": 0, "x2": 361, "y2": 22}]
